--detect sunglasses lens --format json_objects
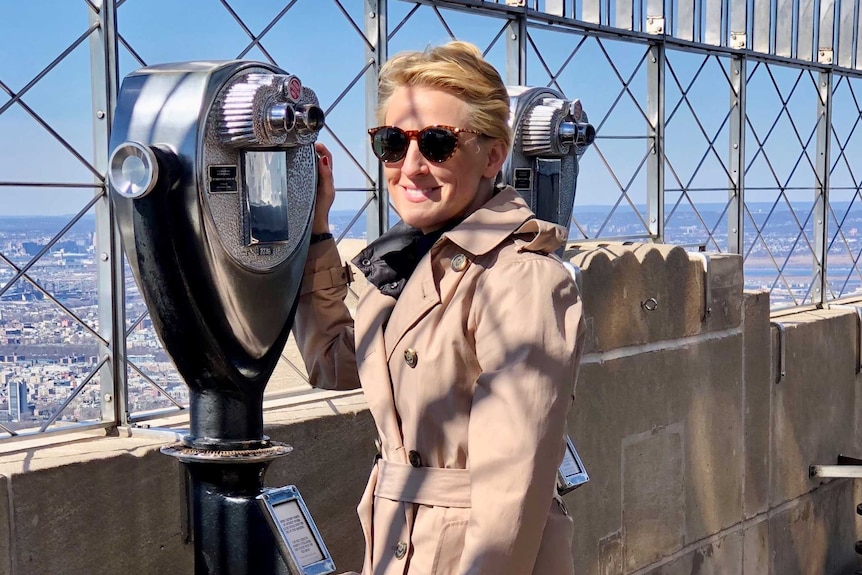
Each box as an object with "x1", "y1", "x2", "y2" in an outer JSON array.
[
  {"x1": 418, "y1": 127, "x2": 459, "y2": 163},
  {"x1": 372, "y1": 127, "x2": 409, "y2": 163}
]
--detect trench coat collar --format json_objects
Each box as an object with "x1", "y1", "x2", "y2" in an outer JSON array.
[{"x1": 443, "y1": 186, "x2": 560, "y2": 256}]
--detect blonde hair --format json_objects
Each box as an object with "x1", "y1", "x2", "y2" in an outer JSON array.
[{"x1": 377, "y1": 41, "x2": 512, "y2": 148}]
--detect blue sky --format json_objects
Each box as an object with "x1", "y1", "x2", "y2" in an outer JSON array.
[{"x1": 1, "y1": 0, "x2": 860, "y2": 219}]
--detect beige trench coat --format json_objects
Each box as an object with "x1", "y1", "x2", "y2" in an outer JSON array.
[{"x1": 293, "y1": 187, "x2": 585, "y2": 575}]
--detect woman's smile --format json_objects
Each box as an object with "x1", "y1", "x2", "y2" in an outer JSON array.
[{"x1": 398, "y1": 183, "x2": 441, "y2": 203}]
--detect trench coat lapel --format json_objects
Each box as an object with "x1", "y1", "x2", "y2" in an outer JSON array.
[
  {"x1": 383, "y1": 254, "x2": 439, "y2": 361},
  {"x1": 354, "y1": 287, "x2": 404, "y2": 452}
]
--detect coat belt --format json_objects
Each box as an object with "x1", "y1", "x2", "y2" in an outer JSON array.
[{"x1": 373, "y1": 459, "x2": 472, "y2": 508}]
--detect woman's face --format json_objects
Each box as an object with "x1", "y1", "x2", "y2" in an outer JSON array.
[{"x1": 382, "y1": 85, "x2": 507, "y2": 233}]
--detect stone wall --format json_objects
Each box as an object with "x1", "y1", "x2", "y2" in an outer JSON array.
[
  {"x1": 565, "y1": 242, "x2": 862, "y2": 575},
  {"x1": 0, "y1": 242, "x2": 859, "y2": 574}
]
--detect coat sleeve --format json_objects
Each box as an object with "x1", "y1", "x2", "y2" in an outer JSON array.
[
  {"x1": 291, "y1": 238, "x2": 361, "y2": 391},
  {"x1": 458, "y1": 256, "x2": 584, "y2": 575}
]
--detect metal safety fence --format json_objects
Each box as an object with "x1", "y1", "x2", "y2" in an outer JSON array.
[{"x1": 0, "y1": 0, "x2": 861, "y2": 437}]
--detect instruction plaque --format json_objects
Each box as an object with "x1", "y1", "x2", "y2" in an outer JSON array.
[{"x1": 257, "y1": 485, "x2": 336, "y2": 575}]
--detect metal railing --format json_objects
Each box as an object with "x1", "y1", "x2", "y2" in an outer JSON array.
[{"x1": 1, "y1": 0, "x2": 861, "y2": 437}]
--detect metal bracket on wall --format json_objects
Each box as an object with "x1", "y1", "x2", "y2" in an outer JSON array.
[
  {"x1": 693, "y1": 252, "x2": 712, "y2": 322},
  {"x1": 646, "y1": 17, "x2": 665, "y2": 34},
  {"x1": 828, "y1": 304, "x2": 862, "y2": 374},
  {"x1": 730, "y1": 31, "x2": 747, "y2": 49},
  {"x1": 770, "y1": 321, "x2": 786, "y2": 384},
  {"x1": 809, "y1": 454, "x2": 862, "y2": 478}
]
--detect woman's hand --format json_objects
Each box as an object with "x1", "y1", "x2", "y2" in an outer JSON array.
[{"x1": 313, "y1": 142, "x2": 335, "y2": 234}]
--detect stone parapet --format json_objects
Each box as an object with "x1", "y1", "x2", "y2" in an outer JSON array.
[{"x1": 566, "y1": 242, "x2": 743, "y2": 353}]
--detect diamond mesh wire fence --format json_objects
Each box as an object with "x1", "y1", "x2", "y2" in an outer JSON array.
[
  {"x1": 826, "y1": 74, "x2": 862, "y2": 302},
  {"x1": 3, "y1": 0, "x2": 862, "y2": 437},
  {"x1": 663, "y1": 50, "x2": 734, "y2": 252},
  {"x1": 0, "y1": 1, "x2": 110, "y2": 436},
  {"x1": 742, "y1": 62, "x2": 822, "y2": 307}
]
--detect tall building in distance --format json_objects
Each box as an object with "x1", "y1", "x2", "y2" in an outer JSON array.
[{"x1": 8, "y1": 382, "x2": 28, "y2": 422}]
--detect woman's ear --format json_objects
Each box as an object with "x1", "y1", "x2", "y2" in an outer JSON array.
[{"x1": 482, "y1": 139, "x2": 509, "y2": 179}]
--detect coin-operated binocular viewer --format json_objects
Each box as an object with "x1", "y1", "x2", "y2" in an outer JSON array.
[
  {"x1": 502, "y1": 86, "x2": 595, "y2": 235},
  {"x1": 108, "y1": 61, "x2": 334, "y2": 575}
]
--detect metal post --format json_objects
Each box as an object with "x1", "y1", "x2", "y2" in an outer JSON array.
[
  {"x1": 728, "y1": 55, "x2": 746, "y2": 254},
  {"x1": 506, "y1": 10, "x2": 527, "y2": 86},
  {"x1": 366, "y1": 0, "x2": 388, "y2": 240},
  {"x1": 89, "y1": 0, "x2": 127, "y2": 425},
  {"x1": 812, "y1": 0, "x2": 836, "y2": 305},
  {"x1": 646, "y1": 41, "x2": 666, "y2": 241},
  {"x1": 814, "y1": 70, "x2": 832, "y2": 305}
]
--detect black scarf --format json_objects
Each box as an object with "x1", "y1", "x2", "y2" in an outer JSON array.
[{"x1": 351, "y1": 220, "x2": 457, "y2": 299}]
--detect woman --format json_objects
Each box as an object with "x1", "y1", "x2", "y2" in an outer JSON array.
[{"x1": 293, "y1": 41, "x2": 585, "y2": 575}]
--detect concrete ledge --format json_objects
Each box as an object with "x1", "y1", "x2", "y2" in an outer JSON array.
[
  {"x1": 0, "y1": 390, "x2": 374, "y2": 575},
  {"x1": 0, "y1": 433, "x2": 188, "y2": 575}
]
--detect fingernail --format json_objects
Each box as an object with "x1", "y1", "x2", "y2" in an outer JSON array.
[{"x1": 321, "y1": 156, "x2": 329, "y2": 167}]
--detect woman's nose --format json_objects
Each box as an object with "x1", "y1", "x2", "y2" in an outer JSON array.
[{"x1": 400, "y1": 139, "x2": 428, "y2": 175}]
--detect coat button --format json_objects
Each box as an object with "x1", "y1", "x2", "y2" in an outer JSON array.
[
  {"x1": 408, "y1": 450, "x2": 422, "y2": 468},
  {"x1": 451, "y1": 253, "x2": 468, "y2": 272},
  {"x1": 404, "y1": 348, "x2": 418, "y2": 368},
  {"x1": 394, "y1": 541, "x2": 408, "y2": 559}
]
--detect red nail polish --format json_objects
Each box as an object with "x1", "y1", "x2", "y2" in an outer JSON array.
[{"x1": 321, "y1": 156, "x2": 329, "y2": 167}]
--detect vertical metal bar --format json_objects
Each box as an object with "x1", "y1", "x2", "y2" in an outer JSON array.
[
  {"x1": 730, "y1": 0, "x2": 747, "y2": 48},
  {"x1": 704, "y1": 0, "x2": 724, "y2": 45},
  {"x1": 837, "y1": 0, "x2": 855, "y2": 67},
  {"x1": 819, "y1": 0, "x2": 836, "y2": 64},
  {"x1": 647, "y1": 42, "x2": 665, "y2": 241},
  {"x1": 677, "y1": 0, "x2": 695, "y2": 40},
  {"x1": 506, "y1": 12, "x2": 527, "y2": 85},
  {"x1": 775, "y1": 0, "x2": 794, "y2": 57},
  {"x1": 89, "y1": 0, "x2": 126, "y2": 425},
  {"x1": 771, "y1": 321, "x2": 787, "y2": 383},
  {"x1": 752, "y1": 0, "x2": 772, "y2": 52},
  {"x1": 814, "y1": 71, "x2": 833, "y2": 305},
  {"x1": 366, "y1": 0, "x2": 388, "y2": 239},
  {"x1": 799, "y1": 0, "x2": 817, "y2": 61},
  {"x1": 645, "y1": 0, "x2": 667, "y2": 238},
  {"x1": 728, "y1": 55, "x2": 746, "y2": 254}
]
